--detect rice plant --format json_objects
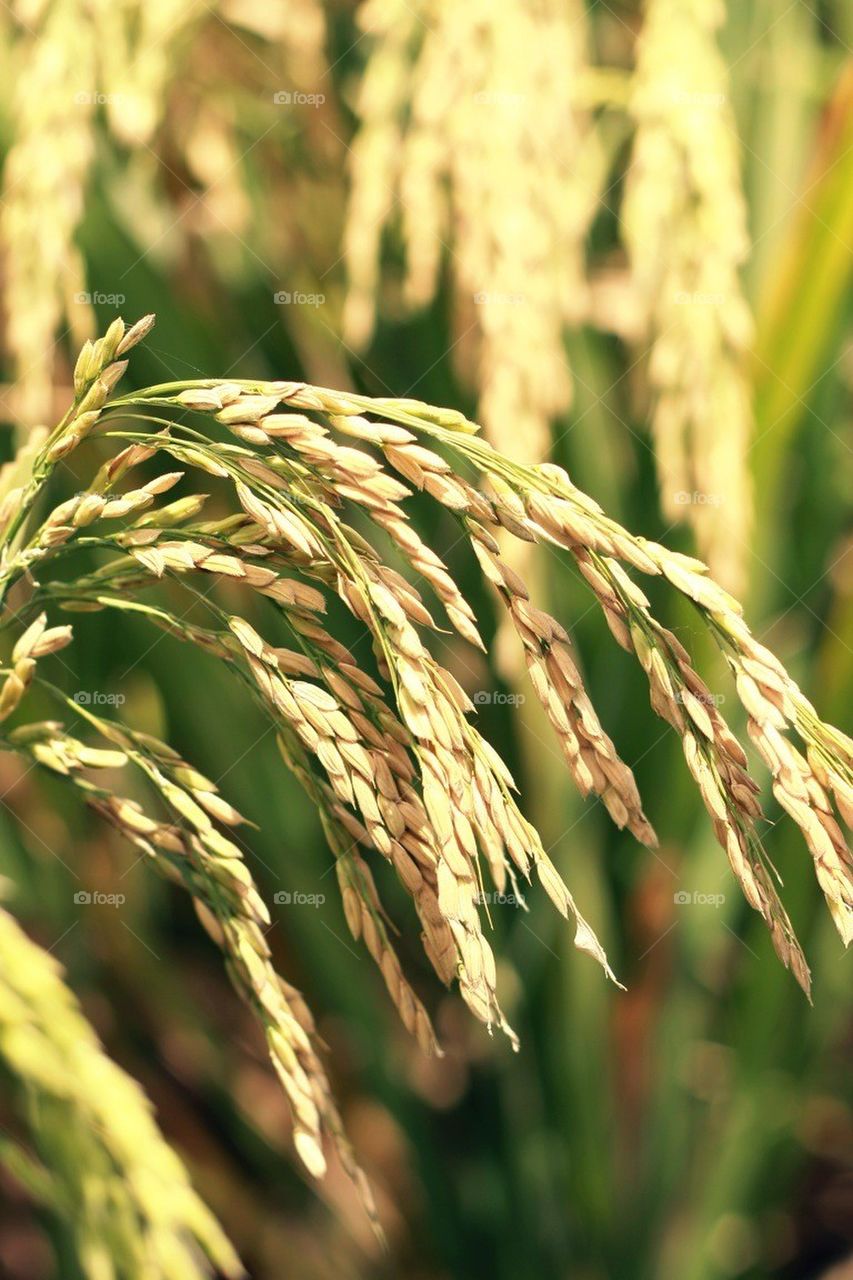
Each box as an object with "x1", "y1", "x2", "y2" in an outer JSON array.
[
  {"x1": 0, "y1": 901, "x2": 241, "y2": 1279},
  {"x1": 622, "y1": 0, "x2": 754, "y2": 592},
  {"x1": 1, "y1": 0, "x2": 203, "y2": 427},
  {"x1": 345, "y1": 0, "x2": 600, "y2": 464},
  {"x1": 0, "y1": 315, "x2": 849, "y2": 1270},
  {"x1": 1, "y1": 0, "x2": 332, "y2": 432},
  {"x1": 344, "y1": 0, "x2": 755, "y2": 590}
]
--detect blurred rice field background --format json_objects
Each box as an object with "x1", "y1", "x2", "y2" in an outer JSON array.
[{"x1": 0, "y1": 1, "x2": 851, "y2": 1277}]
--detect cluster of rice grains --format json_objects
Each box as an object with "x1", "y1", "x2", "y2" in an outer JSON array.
[
  {"x1": 0, "y1": 318, "x2": 850, "y2": 1241},
  {"x1": 622, "y1": 0, "x2": 754, "y2": 591},
  {"x1": 0, "y1": 904, "x2": 241, "y2": 1279},
  {"x1": 344, "y1": 0, "x2": 600, "y2": 463},
  {"x1": 0, "y1": 0, "x2": 328, "y2": 428},
  {"x1": 346, "y1": 0, "x2": 757, "y2": 594},
  {"x1": 1, "y1": 0, "x2": 210, "y2": 425},
  {"x1": 5, "y1": 0, "x2": 755, "y2": 599}
]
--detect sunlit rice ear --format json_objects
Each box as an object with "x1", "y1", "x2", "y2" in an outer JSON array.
[
  {"x1": 0, "y1": 316, "x2": 849, "y2": 1241},
  {"x1": 0, "y1": 904, "x2": 243, "y2": 1277}
]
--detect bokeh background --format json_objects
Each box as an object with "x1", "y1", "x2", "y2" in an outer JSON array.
[{"x1": 0, "y1": 1, "x2": 851, "y2": 1277}]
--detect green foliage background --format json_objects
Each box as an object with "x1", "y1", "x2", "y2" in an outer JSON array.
[{"x1": 0, "y1": 2, "x2": 850, "y2": 1277}]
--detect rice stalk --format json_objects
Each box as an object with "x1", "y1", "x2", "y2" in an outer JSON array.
[{"x1": 0, "y1": 314, "x2": 849, "y2": 1228}]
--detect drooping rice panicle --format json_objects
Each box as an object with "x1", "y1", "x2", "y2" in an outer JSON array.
[
  {"x1": 1, "y1": 0, "x2": 204, "y2": 430},
  {"x1": 5, "y1": 701, "x2": 380, "y2": 1227},
  {"x1": 1, "y1": 0, "x2": 97, "y2": 426},
  {"x1": 210, "y1": 374, "x2": 852, "y2": 967},
  {"x1": 345, "y1": 0, "x2": 604, "y2": 463},
  {"x1": 0, "y1": 902, "x2": 242, "y2": 1279},
  {"x1": 1, "y1": 315, "x2": 850, "y2": 1229},
  {"x1": 621, "y1": 0, "x2": 754, "y2": 592},
  {"x1": 12, "y1": 390, "x2": 620, "y2": 1034},
  {"x1": 330, "y1": 394, "x2": 852, "y2": 965}
]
